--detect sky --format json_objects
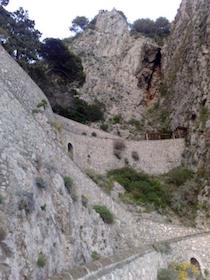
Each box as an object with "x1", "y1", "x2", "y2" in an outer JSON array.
[{"x1": 7, "y1": 0, "x2": 182, "y2": 39}]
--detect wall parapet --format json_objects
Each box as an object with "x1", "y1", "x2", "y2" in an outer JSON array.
[{"x1": 49, "y1": 232, "x2": 210, "y2": 280}]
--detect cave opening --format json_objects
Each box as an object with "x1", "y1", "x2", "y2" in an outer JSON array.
[
  {"x1": 146, "y1": 48, "x2": 162, "y2": 91},
  {"x1": 68, "y1": 143, "x2": 74, "y2": 159}
]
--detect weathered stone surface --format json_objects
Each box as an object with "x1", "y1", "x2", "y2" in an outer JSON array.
[{"x1": 68, "y1": 9, "x2": 160, "y2": 122}]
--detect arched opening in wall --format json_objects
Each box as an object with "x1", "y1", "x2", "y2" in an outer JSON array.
[
  {"x1": 68, "y1": 143, "x2": 74, "y2": 160},
  {"x1": 190, "y1": 257, "x2": 201, "y2": 271}
]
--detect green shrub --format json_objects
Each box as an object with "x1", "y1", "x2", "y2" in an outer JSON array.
[
  {"x1": 100, "y1": 123, "x2": 108, "y2": 131},
  {"x1": 36, "y1": 252, "x2": 46, "y2": 268},
  {"x1": 93, "y1": 205, "x2": 114, "y2": 224},
  {"x1": 166, "y1": 167, "x2": 193, "y2": 186},
  {"x1": 37, "y1": 99, "x2": 48, "y2": 110},
  {"x1": 128, "y1": 118, "x2": 144, "y2": 130},
  {"x1": 40, "y1": 204, "x2": 47, "y2": 211},
  {"x1": 91, "y1": 251, "x2": 100, "y2": 260},
  {"x1": 112, "y1": 114, "x2": 122, "y2": 124},
  {"x1": 86, "y1": 170, "x2": 113, "y2": 193},
  {"x1": 91, "y1": 132, "x2": 97, "y2": 137},
  {"x1": 157, "y1": 268, "x2": 178, "y2": 280},
  {"x1": 108, "y1": 167, "x2": 169, "y2": 209},
  {"x1": 54, "y1": 98, "x2": 104, "y2": 124},
  {"x1": 35, "y1": 177, "x2": 47, "y2": 189},
  {"x1": 64, "y1": 176, "x2": 73, "y2": 193}
]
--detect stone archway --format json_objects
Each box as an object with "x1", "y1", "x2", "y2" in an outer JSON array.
[
  {"x1": 68, "y1": 143, "x2": 73, "y2": 160},
  {"x1": 190, "y1": 257, "x2": 201, "y2": 272}
]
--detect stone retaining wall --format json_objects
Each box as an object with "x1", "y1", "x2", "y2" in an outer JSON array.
[
  {"x1": 55, "y1": 114, "x2": 185, "y2": 175},
  {"x1": 49, "y1": 232, "x2": 210, "y2": 280}
]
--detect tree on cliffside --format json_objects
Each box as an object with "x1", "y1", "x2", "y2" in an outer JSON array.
[
  {"x1": 131, "y1": 17, "x2": 170, "y2": 39},
  {"x1": 0, "y1": 0, "x2": 9, "y2": 6},
  {"x1": 0, "y1": 7, "x2": 41, "y2": 66},
  {"x1": 40, "y1": 38, "x2": 85, "y2": 84},
  {"x1": 70, "y1": 16, "x2": 89, "y2": 33}
]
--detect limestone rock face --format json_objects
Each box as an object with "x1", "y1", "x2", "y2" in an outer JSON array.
[
  {"x1": 0, "y1": 45, "x2": 135, "y2": 280},
  {"x1": 68, "y1": 9, "x2": 160, "y2": 120},
  {"x1": 163, "y1": 0, "x2": 210, "y2": 170}
]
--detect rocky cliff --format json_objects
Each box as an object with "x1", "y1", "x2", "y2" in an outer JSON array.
[
  {"x1": 68, "y1": 9, "x2": 161, "y2": 124},
  {"x1": 162, "y1": 0, "x2": 210, "y2": 228},
  {"x1": 163, "y1": 0, "x2": 210, "y2": 170},
  {"x1": 1, "y1": 0, "x2": 210, "y2": 278},
  {"x1": 0, "y1": 45, "x2": 146, "y2": 280}
]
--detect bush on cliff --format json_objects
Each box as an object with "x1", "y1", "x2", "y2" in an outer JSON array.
[
  {"x1": 166, "y1": 167, "x2": 193, "y2": 186},
  {"x1": 107, "y1": 167, "x2": 169, "y2": 209},
  {"x1": 93, "y1": 205, "x2": 114, "y2": 224}
]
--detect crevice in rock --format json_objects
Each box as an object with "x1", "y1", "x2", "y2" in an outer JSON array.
[{"x1": 146, "y1": 48, "x2": 161, "y2": 91}]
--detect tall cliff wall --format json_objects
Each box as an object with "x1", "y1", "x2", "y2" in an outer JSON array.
[
  {"x1": 163, "y1": 0, "x2": 210, "y2": 171},
  {"x1": 0, "y1": 45, "x2": 197, "y2": 280},
  {"x1": 68, "y1": 9, "x2": 161, "y2": 121}
]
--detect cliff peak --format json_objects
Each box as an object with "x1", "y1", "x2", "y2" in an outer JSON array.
[{"x1": 95, "y1": 9, "x2": 128, "y2": 35}]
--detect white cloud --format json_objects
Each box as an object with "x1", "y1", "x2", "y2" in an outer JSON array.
[{"x1": 7, "y1": 0, "x2": 182, "y2": 39}]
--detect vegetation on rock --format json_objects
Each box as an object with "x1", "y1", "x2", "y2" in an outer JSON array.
[
  {"x1": 107, "y1": 167, "x2": 169, "y2": 209},
  {"x1": 93, "y1": 205, "x2": 114, "y2": 224},
  {"x1": 131, "y1": 17, "x2": 170, "y2": 39}
]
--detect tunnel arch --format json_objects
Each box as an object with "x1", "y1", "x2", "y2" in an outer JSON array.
[
  {"x1": 68, "y1": 143, "x2": 74, "y2": 160},
  {"x1": 190, "y1": 257, "x2": 201, "y2": 272}
]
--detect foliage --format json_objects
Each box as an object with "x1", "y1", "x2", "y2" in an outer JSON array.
[
  {"x1": 157, "y1": 268, "x2": 178, "y2": 280},
  {"x1": 86, "y1": 169, "x2": 113, "y2": 193},
  {"x1": 37, "y1": 99, "x2": 48, "y2": 110},
  {"x1": 100, "y1": 123, "x2": 109, "y2": 131},
  {"x1": 131, "y1": 17, "x2": 170, "y2": 39},
  {"x1": 0, "y1": 7, "x2": 41, "y2": 66},
  {"x1": 63, "y1": 176, "x2": 73, "y2": 194},
  {"x1": 54, "y1": 98, "x2": 104, "y2": 124},
  {"x1": 93, "y1": 205, "x2": 114, "y2": 224},
  {"x1": 70, "y1": 16, "x2": 89, "y2": 33},
  {"x1": 91, "y1": 251, "x2": 100, "y2": 260},
  {"x1": 63, "y1": 176, "x2": 77, "y2": 201},
  {"x1": 111, "y1": 114, "x2": 122, "y2": 124},
  {"x1": 175, "y1": 262, "x2": 200, "y2": 280},
  {"x1": 0, "y1": 0, "x2": 9, "y2": 6},
  {"x1": 128, "y1": 118, "x2": 144, "y2": 131},
  {"x1": 36, "y1": 252, "x2": 46, "y2": 268},
  {"x1": 166, "y1": 167, "x2": 193, "y2": 186},
  {"x1": 107, "y1": 167, "x2": 169, "y2": 209},
  {"x1": 35, "y1": 177, "x2": 47, "y2": 189},
  {"x1": 40, "y1": 204, "x2": 47, "y2": 211},
  {"x1": 40, "y1": 38, "x2": 85, "y2": 85},
  {"x1": 132, "y1": 18, "x2": 156, "y2": 37}
]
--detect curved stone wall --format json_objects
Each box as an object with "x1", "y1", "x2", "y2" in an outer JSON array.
[
  {"x1": 49, "y1": 232, "x2": 210, "y2": 280},
  {"x1": 55, "y1": 115, "x2": 185, "y2": 175}
]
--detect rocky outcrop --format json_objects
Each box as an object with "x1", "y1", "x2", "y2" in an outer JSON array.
[
  {"x1": 68, "y1": 9, "x2": 161, "y2": 121},
  {"x1": 163, "y1": 0, "x2": 210, "y2": 171},
  {"x1": 0, "y1": 45, "x2": 201, "y2": 280},
  {"x1": 162, "y1": 0, "x2": 210, "y2": 228}
]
